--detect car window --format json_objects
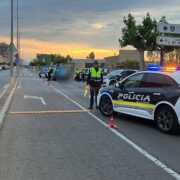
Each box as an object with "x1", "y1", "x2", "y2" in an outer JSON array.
[
  {"x1": 120, "y1": 71, "x2": 127, "y2": 77},
  {"x1": 107, "y1": 70, "x2": 122, "y2": 77},
  {"x1": 164, "y1": 76, "x2": 178, "y2": 87},
  {"x1": 122, "y1": 73, "x2": 144, "y2": 88},
  {"x1": 127, "y1": 70, "x2": 136, "y2": 76},
  {"x1": 141, "y1": 73, "x2": 166, "y2": 88}
]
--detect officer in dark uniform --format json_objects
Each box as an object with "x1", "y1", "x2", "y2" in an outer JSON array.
[
  {"x1": 87, "y1": 60, "x2": 103, "y2": 109},
  {"x1": 47, "y1": 65, "x2": 53, "y2": 86}
]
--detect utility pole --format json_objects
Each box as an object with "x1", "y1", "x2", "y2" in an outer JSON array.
[
  {"x1": 10, "y1": 0, "x2": 14, "y2": 78},
  {"x1": 16, "y1": 0, "x2": 20, "y2": 76},
  {"x1": 17, "y1": 0, "x2": 19, "y2": 51}
]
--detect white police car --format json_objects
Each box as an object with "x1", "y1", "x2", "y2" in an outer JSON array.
[
  {"x1": 97, "y1": 66, "x2": 180, "y2": 134},
  {"x1": 103, "y1": 69, "x2": 137, "y2": 86}
]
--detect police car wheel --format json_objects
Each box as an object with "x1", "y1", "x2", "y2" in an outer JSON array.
[
  {"x1": 99, "y1": 96, "x2": 113, "y2": 116},
  {"x1": 109, "y1": 80, "x2": 116, "y2": 86},
  {"x1": 155, "y1": 106, "x2": 179, "y2": 134},
  {"x1": 39, "y1": 73, "x2": 41, "y2": 78}
]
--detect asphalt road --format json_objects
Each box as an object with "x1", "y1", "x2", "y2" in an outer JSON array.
[{"x1": 0, "y1": 68, "x2": 179, "y2": 180}]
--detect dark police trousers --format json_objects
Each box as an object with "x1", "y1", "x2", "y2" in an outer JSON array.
[{"x1": 90, "y1": 87, "x2": 100, "y2": 108}]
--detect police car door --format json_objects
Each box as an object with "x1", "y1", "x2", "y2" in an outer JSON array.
[
  {"x1": 124, "y1": 73, "x2": 166, "y2": 119},
  {"x1": 114, "y1": 73, "x2": 146, "y2": 117}
]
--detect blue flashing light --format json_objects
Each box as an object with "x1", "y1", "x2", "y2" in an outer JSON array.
[{"x1": 148, "y1": 64, "x2": 161, "y2": 71}]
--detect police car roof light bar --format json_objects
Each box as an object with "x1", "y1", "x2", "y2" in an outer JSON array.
[{"x1": 147, "y1": 64, "x2": 161, "y2": 71}]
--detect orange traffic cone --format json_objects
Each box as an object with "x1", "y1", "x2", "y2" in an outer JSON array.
[{"x1": 106, "y1": 115, "x2": 119, "y2": 129}]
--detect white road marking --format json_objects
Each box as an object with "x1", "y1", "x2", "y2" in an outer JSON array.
[
  {"x1": 3, "y1": 84, "x2": 9, "y2": 89},
  {"x1": 17, "y1": 79, "x2": 21, "y2": 89},
  {"x1": 0, "y1": 80, "x2": 18, "y2": 128},
  {"x1": 0, "y1": 84, "x2": 9, "y2": 99},
  {"x1": 24, "y1": 95, "x2": 46, "y2": 105},
  {"x1": 52, "y1": 86, "x2": 180, "y2": 180}
]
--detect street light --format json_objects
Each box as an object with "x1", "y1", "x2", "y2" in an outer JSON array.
[{"x1": 10, "y1": 0, "x2": 14, "y2": 78}]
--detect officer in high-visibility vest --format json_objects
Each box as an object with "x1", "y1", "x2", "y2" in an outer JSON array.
[
  {"x1": 87, "y1": 60, "x2": 103, "y2": 109},
  {"x1": 75, "y1": 68, "x2": 80, "y2": 81}
]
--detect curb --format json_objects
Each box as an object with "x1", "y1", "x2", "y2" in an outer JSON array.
[{"x1": 0, "y1": 79, "x2": 19, "y2": 129}]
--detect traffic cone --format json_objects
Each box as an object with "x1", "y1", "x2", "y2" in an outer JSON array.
[{"x1": 106, "y1": 115, "x2": 119, "y2": 129}]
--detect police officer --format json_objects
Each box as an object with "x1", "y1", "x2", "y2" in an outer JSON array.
[
  {"x1": 75, "y1": 68, "x2": 80, "y2": 81},
  {"x1": 47, "y1": 65, "x2": 53, "y2": 85},
  {"x1": 87, "y1": 60, "x2": 103, "y2": 109},
  {"x1": 81, "y1": 69, "x2": 85, "y2": 82}
]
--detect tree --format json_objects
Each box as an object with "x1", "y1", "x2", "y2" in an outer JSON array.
[
  {"x1": 87, "y1": 52, "x2": 95, "y2": 59},
  {"x1": 119, "y1": 13, "x2": 158, "y2": 70},
  {"x1": 66, "y1": 55, "x2": 72, "y2": 62}
]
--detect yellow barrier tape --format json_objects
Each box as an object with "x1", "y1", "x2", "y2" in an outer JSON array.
[{"x1": 10, "y1": 109, "x2": 90, "y2": 115}]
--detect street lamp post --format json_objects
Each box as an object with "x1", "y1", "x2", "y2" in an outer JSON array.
[
  {"x1": 17, "y1": 0, "x2": 19, "y2": 51},
  {"x1": 10, "y1": 0, "x2": 14, "y2": 78}
]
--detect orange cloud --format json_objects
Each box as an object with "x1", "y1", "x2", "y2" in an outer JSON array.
[{"x1": 1, "y1": 36, "x2": 117, "y2": 61}]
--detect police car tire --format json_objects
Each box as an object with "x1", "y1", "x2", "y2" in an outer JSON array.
[
  {"x1": 109, "y1": 80, "x2": 116, "y2": 86},
  {"x1": 99, "y1": 96, "x2": 114, "y2": 117},
  {"x1": 155, "y1": 106, "x2": 179, "y2": 134},
  {"x1": 39, "y1": 73, "x2": 42, "y2": 78}
]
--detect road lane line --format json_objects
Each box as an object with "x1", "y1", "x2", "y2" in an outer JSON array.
[
  {"x1": 10, "y1": 109, "x2": 90, "y2": 115},
  {"x1": 0, "y1": 84, "x2": 9, "y2": 99},
  {"x1": 52, "y1": 86, "x2": 180, "y2": 180},
  {"x1": 24, "y1": 95, "x2": 46, "y2": 105},
  {"x1": 0, "y1": 80, "x2": 18, "y2": 128}
]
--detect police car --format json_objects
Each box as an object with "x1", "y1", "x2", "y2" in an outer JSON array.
[{"x1": 97, "y1": 66, "x2": 180, "y2": 134}]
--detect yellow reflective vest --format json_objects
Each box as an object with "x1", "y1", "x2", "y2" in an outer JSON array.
[{"x1": 90, "y1": 67, "x2": 102, "y2": 82}]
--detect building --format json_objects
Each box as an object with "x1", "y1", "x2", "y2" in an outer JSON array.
[
  {"x1": 104, "y1": 54, "x2": 120, "y2": 70},
  {"x1": 0, "y1": 55, "x2": 8, "y2": 64},
  {"x1": 119, "y1": 50, "x2": 140, "y2": 62},
  {"x1": 71, "y1": 59, "x2": 105, "y2": 71},
  {"x1": 104, "y1": 49, "x2": 140, "y2": 69},
  {"x1": 0, "y1": 43, "x2": 9, "y2": 59}
]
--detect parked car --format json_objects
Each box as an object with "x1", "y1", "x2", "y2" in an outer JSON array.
[
  {"x1": 101, "y1": 67, "x2": 108, "y2": 76},
  {"x1": 39, "y1": 66, "x2": 48, "y2": 78},
  {"x1": 103, "y1": 69, "x2": 138, "y2": 86},
  {"x1": 52, "y1": 67, "x2": 69, "y2": 80}
]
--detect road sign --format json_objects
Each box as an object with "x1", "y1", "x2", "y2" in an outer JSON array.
[
  {"x1": 158, "y1": 23, "x2": 180, "y2": 34},
  {"x1": 156, "y1": 36, "x2": 180, "y2": 47},
  {"x1": 15, "y1": 58, "x2": 19, "y2": 63},
  {"x1": 15, "y1": 53, "x2": 19, "y2": 59}
]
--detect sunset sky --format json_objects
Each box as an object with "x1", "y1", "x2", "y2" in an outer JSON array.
[{"x1": 0, "y1": 0, "x2": 180, "y2": 61}]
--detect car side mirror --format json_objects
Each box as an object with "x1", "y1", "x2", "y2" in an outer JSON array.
[
  {"x1": 115, "y1": 82, "x2": 123, "y2": 89},
  {"x1": 115, "y1": 83, "x2": 120, "y2": 88}
]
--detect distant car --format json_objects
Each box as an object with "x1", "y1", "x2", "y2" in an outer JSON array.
[
  {"x1": 52, "y1": 67, "x2": 69, "y2": 80},
  {"x1": 101, "y1": 68, "x2": 108, "y2": 76},
  {"x1": 103, "y1": 69, "x2": 138, "y2": 86},
  {"x1": 39, "y1": 66, "x2": 48, "y2": 78}
]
